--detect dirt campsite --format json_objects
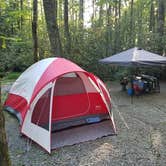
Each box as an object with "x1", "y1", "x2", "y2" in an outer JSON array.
[
  {"x1": 2, "y1": 81, "x2": 166, "y2": 166},
  {"x1": 1, "y1": 0, "x2": 166, "y2": 165}
]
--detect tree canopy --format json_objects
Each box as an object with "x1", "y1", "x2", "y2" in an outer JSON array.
[{"x1": 0, "y1": 0, "x2": 165, "y2": 78}]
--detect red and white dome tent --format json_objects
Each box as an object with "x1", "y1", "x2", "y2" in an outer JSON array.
[{"x1": 4, "y1": 57, "x2": 116, "y2": 153}]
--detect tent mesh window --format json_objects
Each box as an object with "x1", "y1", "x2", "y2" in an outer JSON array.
[
  {"x1": 51, "y1": 73, "x2": 89, "y2": 131},
  {"x1": 54, "y1": 74, "x2": 86, "y2": 96},
  {"x1": 31, "y1": 88, "x2": 51, "y2": 131}
]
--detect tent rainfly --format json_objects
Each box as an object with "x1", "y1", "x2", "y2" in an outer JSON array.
[{"x1": 4, "y1": 57, "x2": 116, "y2": 153}]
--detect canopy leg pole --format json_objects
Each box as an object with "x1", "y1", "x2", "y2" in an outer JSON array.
[
  {"x1": 26, "y1": 138, "x2": 32, "y2": 152},
  {"x1": 130, "y1": 95, "x2": 133, "y2": 105}
]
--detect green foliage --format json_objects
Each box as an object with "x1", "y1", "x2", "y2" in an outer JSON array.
[
  {"x1": 0, "y1": 0, "x2": 165, "y2": 81},
  {"x1": 0, "y1": 40, "x2": 33, "y2": 72},
  {"x1": 2, "y1": 72, "x2": 21, "y2": 81},
  {"x1": 0, "y1": 0, "x2": 34, "y2": 73}
]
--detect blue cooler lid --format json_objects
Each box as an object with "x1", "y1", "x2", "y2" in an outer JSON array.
[{"x1": 127, "y1": 88, "x2": 133, "y2": 96}]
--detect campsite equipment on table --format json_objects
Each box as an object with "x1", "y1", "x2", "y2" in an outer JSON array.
[
  {"x1": 120, "y1": 74, "x2": 160, "y2": 95},
  {"x1": 140, "y1": 74, "x2": 160, "y2": 93},
  {"x1": 4, "y1": 57, "x2": 116, "y2": 153},
  {"x1": 120, "y1": 77, "x2": 128, "y2": 91},
  {"x1": 99, "y1": 47, "x2": 165, "y2": 96}
]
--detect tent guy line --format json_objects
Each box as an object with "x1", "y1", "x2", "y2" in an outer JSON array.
[{"x1": 111, "y1": 98, "x2": 130, "y2": 130}]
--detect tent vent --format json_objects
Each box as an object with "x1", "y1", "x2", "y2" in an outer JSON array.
[{"x1": 86, "y1": 117, "x2": 100, "y2": 123}]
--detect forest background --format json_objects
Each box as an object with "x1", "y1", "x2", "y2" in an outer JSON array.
[
  {"x1": 0, "y1": 0, "x2": 165, "y2": 80},
  {"x1": 0, "y1": 1, "x2": 165, "y2": 165}
]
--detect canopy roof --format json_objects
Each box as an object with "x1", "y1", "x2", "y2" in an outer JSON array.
[{"x1": 99, "y1": 47, "x2": 166, "y2": 66}]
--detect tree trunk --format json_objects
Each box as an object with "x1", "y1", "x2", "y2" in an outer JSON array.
[
  {"x1": 129, "y1": 0, "x2": 134, "y2": 46},
  {"x1": 79, "y1": 0, "x2": 84, "y2": 28},
  {"x1": 91, "y1": 0, "x2": 95, "y2": 26},
  {"x1": 64, "y1": 0, "x2": 71, "y2": 54},
  {"x1": 58, "y1": 0, "x2": 63, "y2": 25},
  {"x1": 158, "y1": 0, "x2": 165, "y2": 36},
  {"x1": 114, "y1": 0, "x2": 118, "y2": 53},
  {"x1": 137, "y1": 2, "x2": 143, "y2": 46},
  {"x1": 117, "y1": 0, "x2": 121, "y2": 50},
  {"x1": 98, "y1": 4, "x2": 103, "y2": 27},
  {"x1": 20, "y1": 0, "x2": 23, "y2": 30},
  {"x1": 70, "y1": 0, "x2": 74, "y2": 23},
  {"x1": 118, "y1": 0, "x2": 121, "y2": 19},
  {"x1": 28, "y1": 0, "x2": 32, "y2": 39},
  {"x1": 149, "y1": 0, "x2": 155, "y2": 32},
  {"x1": 43, "y1": 0, "x2": 62, "y2": 56},
  {"x1": 157, "y1": 0, "x2": 165, "y2": 54},
  {"x1": 0, "y1": 4, "x2": 1, "y2": 46},
  {"x1": 0, "y1": 78, "x2": 11, "y2": 166},
  {"x1": 32, "y1": 0, "x2": 39, "y2": 62},
  {"x1": 106, "y1": 2, "x2": 112, "y2": 56}
]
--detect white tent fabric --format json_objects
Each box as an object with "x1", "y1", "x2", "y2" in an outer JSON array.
[{"x1": 10, "y1": 58, "x2": 56, "y2": 103}]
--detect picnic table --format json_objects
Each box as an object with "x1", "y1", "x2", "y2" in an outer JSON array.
[{"x1": 120, "y1": 74, "x2": 160, "y2": 95}]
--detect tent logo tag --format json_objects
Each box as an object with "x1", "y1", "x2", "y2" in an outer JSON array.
[{"x1": 95, "y1": 105, "x2": 102, "y2": 110}]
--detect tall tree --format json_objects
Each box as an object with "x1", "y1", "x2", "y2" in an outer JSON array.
[
  {"x1": 114, "y1": 0, "x2": 118, "y2": 52},
  {"x1": 79, "y1": 0, "x2": 84, "y2": 28},
  {"x1": 91, "y1": 0, "x2": 96, "y2": 26},
  {"x1": 158, "y1": 0, "x2": 165, "y2": 36},
  {"x1": 64, "y1": 0, "x2": 71, "y2": 54},
  {"x1": 137, "y1": 1, "x2": 143, "y2": 47},
  {"x1": 0, "y1": 76, "x2": 11, "y2": 166},
  {"x1": 98, "y1": 3, "x2": 104, "y2": 27},
  {"x1": 157, "y1": 0, "x2": 165, "y2": 54},
  {"x1": 106, "y1": 2, "x2": 112, "y2": 56},
  {"x1": 32, "y1": 0, "x2": 39, "y2": 62},
  {"x1": 20, "y1": 0, "x2": 23, "y2": 30},
  {"x1": 43, "y1": 0, "x2": 62, "y2": 56},
  {"x1": 129, "y1": 0, "x2": 134, "y2": 46},
  {"x1": 149, "y1": 0, "x2": 155, "y2": 32},
  {"x1": 118, "y1": 0, "x2": 121, "y2": 20},
  {"x1": 58, "y1": 0, "x2": 63, "y2": 25},
  {"x1": 117, "y1": 0, "x2": 121, "y2": 50}
]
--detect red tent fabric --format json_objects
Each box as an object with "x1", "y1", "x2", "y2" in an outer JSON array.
[{"x1": 4, "y1": 57, "x2": 116, "y2": 153}]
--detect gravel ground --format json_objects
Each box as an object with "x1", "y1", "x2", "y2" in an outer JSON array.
[{"x1": 3, "y1": 81, "x2": 166, "y2": 166}]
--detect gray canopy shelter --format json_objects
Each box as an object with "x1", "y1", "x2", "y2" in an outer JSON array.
[{"x1": 99, "y1": 47, "x2": 166, "y2": 66}]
